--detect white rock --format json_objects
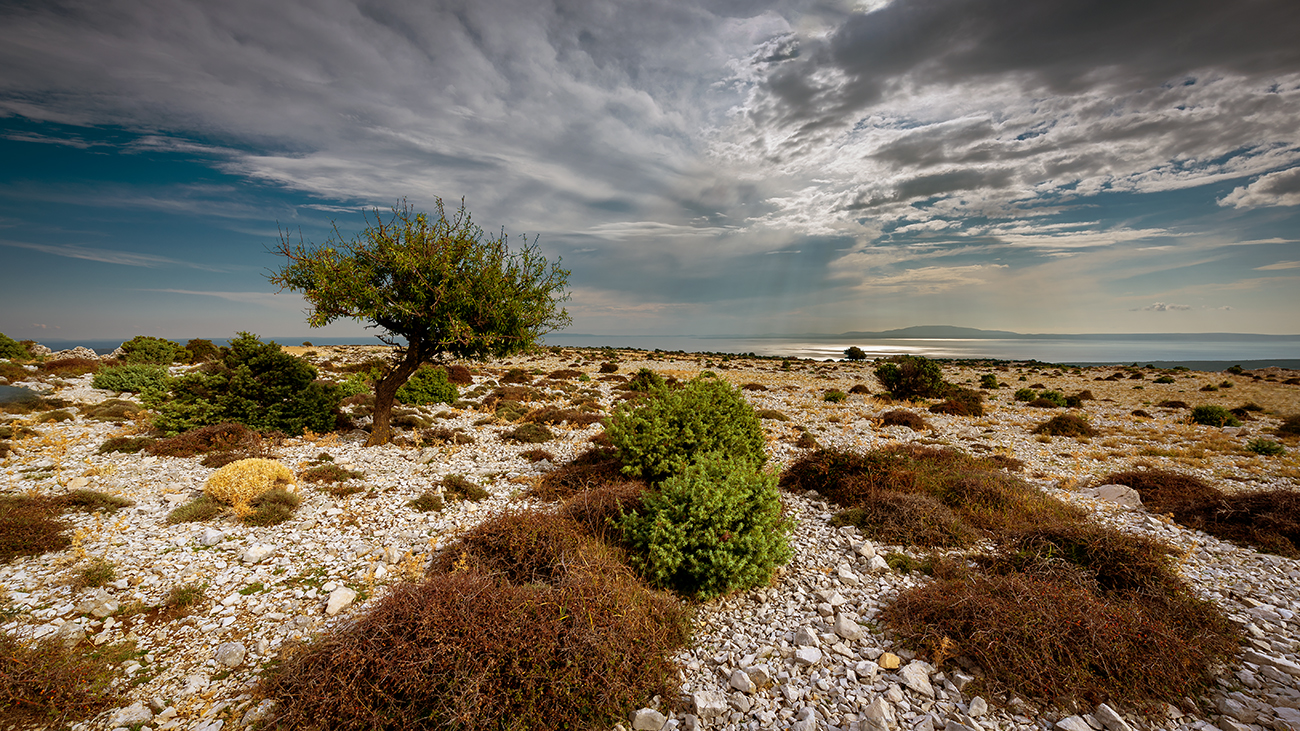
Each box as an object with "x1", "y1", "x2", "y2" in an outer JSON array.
[
  {"x1": 241, "y1": 699, "x2": 277, "y2": 725},
  {"x1": 863, "y1": 696, "x2": 895, "y2": 726},
  {"x1": 855, "y1": 540, "x2": 877, "y2": 558},
  {"x1": 854, "y1": 660, "x2": 880, "y2": 679},
  {"x1": 949, "y1": 671, "x2": 973, "y2": 691},
  {"x1": 744, "y1": 665, "x2": 773, "y2": 689},
  {"x1": 67, "y1": 476, "x2": 89, "y2": 489},
  {"x1": 215, "y1": 642, "x2": 246, "y2": 668},
  {"x1": 325, "y1": 586, "x2": 358, "y2": 615},
  {"x1": 794, "y1": 626, "x2": 820, "y2": 647},
  {"x1": 868, "y1": 555, "x2": 891, "y2": 572},
  {"x1": 794, "y1": 646, "x2": 823, "y2": 666},
  {"x1": 1079, "y1": 484, "x2": 1143, "y2": 508},
  {"x1": 200, "y1": 528, "x2": 226, "y2": 546},
  {"x1": 834, "y1": 614, "x2": 863, "y2": 641},
  {"x1": 1093, "y1": 703, "x2": 1136, "y2": 731},
  {"x1": 692, "y1": 690, "x2": 729, "y2": 719},
  {"x1": 74, "y1": 589, "x2": 118, "y2": 618},
  {"x1": 837, "y1": 565, "x2": 862, "y2": 585},
  {"x1": 110, "y1": 702, "x2": 154, "y2": 727},
  {"x1": 900, "y1": 660, "x2": 935, "y2": 697},
  {"x1": 1244, "y1": 649, "x2": 1300, "y2": 677},
  {"x1": 967, "y1": 696, "x2": 987, "y2": 717},
  {"x1": 631, "y1": 707, "x2": 666, "y2": 730},
  {"x1": 1055, "y1": 716, "x2": 1092, "y2": 731},
  {"x1": 729, "y1": 669, "x2": 755, "y2": 693},
  {"x1": 241, "y1": 543, "x2": 276, "y2": 564}
]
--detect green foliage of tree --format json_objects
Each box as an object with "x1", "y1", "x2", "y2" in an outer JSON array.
[
  {"x1": 843, "y1": 346, "x2": 867, "y2": 361},
  {"x1": 0, "y1": 333, "x2": 27, "y2": 360},
  {"x1": 396, "y1": 366, "x2": 459, "y2": 406},
  {"x1": 119, "y1": 336, "x2": 184, "y2": 364},
  {"x1": 980, "y1": 374, "x2": 1000, "y2": 389},
  {"x1": 146, "y1": 333, "x2": 340, "y2": 436},
  {"x1": 606, "y1": 377, "x2": 766, "y2": 482},
  {"x1": 1015, "y1": 388, "x2": 1038, "y2": 402},
  {"x1": 91, "y1": 364, "x2": 168, "y2": 394},
  {"x1": 620, "y1": 452, "x2": 792, "y2": 600},
  {"x1": 874, "y1": 355, "x2": 945, "y2": 400},
  {"x1": 269, "y1": 199, "x2": 570, "y2": 445},
  {"x1": 185, "y1": 339, "x2": 221, "y2": 363}
]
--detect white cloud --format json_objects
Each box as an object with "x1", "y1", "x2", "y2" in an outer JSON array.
[
  {"x1": 1220, "y1": 168, "x2": 1300, "y2": 209},
  {"x1": 0, "y1": 239, "x2": 224, "y2": 270},
  {"x1": 1256, "y1": 260, "x2": 1300, "y2": 270},
  {"x1": 1140, "y1": 302, "x2": 1192, "y2": 311}
]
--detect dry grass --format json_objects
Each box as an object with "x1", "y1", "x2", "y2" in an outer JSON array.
[{"x1": 0, "y1": 632, "x2": 124, "y2": 727}]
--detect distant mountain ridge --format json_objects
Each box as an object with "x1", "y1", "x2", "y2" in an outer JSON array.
[{"x1": 752, "y1": 325, "x2": 1300, "y2": 341}]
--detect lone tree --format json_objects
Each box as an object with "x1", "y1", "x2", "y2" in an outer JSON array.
[
  {"x1": 269, "y1": 199, "x2": 570, "y2": 445},
  {"x1": 843, "y1": 346, "x2": 867, "y2": 361}
]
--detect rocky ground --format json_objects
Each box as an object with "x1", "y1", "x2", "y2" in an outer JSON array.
[{"x1": 2, "y1": 346, "x2": 1299, "y2": 731}]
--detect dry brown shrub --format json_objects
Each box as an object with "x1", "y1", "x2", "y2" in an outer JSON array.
[
  {"x1": 741, "y1": 382, "x2": 768, "y2": 391},
  {"x1": 0, "y1": 497, "x2": 70, "y2": 563},
  {"x1": 443, "y1": 365, "x2": 474, "y2": 385},
  {"x1": 526, "y1": 448, "x2": 626, "y2": 502},
  {"x1": 261, "y1": 513, "x2": 689, "y2": 731},
  {"x1": 879, "y1": 409, "x2": 928, "y2": 430},
  {"x1": 522, "y1": 406, "x2": 604, "y2": 427},
  {"x1": 37, "y1": 358, "x2": 102, "y2": 377},
  {"x1": 559, "y1": 482, "x2": 647, "y2": 545},
  {"x1": 548, "y1": 369, "x2": 583, "y2": 380},
  {"x1": 145, "y1": 422, "x2": 272, "y2": 466},
  {"x1": 1033, "y1": 414, "x2": 1095, "y2": 437},
  {"x1": 0, "y1": 632, "x2": 122, "y2": 728},
  {"x1": 831, "y1": 492, "x2": 975, "y2": 547},
  {"x1": 881, "y1": 573, "x2": 1239, "y2": 707}
]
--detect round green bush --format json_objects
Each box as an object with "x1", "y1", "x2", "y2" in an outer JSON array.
[
  {"x1": 1246, "y1": 438, "x2": 1285, "y2": 456},
  {"x1": 396, "y1": 365, "x2": 458, "y2": 406},
  {"x1": 606, "y1": 377, "x2": 766, "y2": 481},
  {"x1": 874, "y1": 355, "x2": 945, "y2": 399},
  {"x1": 119, "y1": 336, "x2": 184, "y2": 364},
  {"x1": 91, "y1": 363, "x2": 168, "y2": 394},
  {"x1": 824, "y1": 390, "x2": 848, "y2": 403},
  {"x1": 146, "y1": 332, "x2": 340, "y2": 436},
  {"x1": 0, "y1": 332, "x2": 27, "y2": 360},
  {"x1": 1191, "y1": 405, "x2": 1241, "y2": 427},
  {"x1": 620, "y1": 452, "x2": 792, "y2": 600}
]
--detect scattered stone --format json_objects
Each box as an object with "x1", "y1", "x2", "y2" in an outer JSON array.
[
  {"x1": 214, "y1": 642, "x2": 246, "y2": 668},
  {"x1": 110, "y1": 702, "x2": 153, "y2": 727},
  {"x1": 794, "y1": 626, "x2": 820, "y2": 647},
  {"x1": 692, "y1": 691, "x2": 728, "y2": 720},
  {"x1": 631, "y1": 707, "x2": 667, "y2": 730},
  {"x1": 200, "y1": 528, "x2": 226, "y2": 546},
  {"x1": 968, "y1": 696, "x2": 988, "y2": 717},
  {"x1": 1078, "y1": 484, "x2": 1143, "y2": 508},
  {"x1": 900, "y1": 660, "x2": 935, "y2": 697},
  {"x1": 1056, "y1": 717, "x2": 1092, "y2": 731},
  {"x1": 794, "y1": 646, "x2": 823, "y2": 666},
  {"x1": 325, "y1": 586, "x2": 357, "y2": 615},
  {"x1": 1093, "y1": 703, "x2": 1137, "y2": 731},
  {"x1": 834, "y1": 614, "x2": 863, "y2": 641},
  {"x1": 730, "y1": 669, "x2": 755, "y2": 693},
  {"x1": 241, "y1": 543, "x2": 276, "y2": 564},
  {"x1": 74, "y1": 589, "x2": 118, "y2": 618}
]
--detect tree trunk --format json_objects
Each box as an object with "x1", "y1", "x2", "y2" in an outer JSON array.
[{"x1": 367, "y1": 342, "x2": 424, "y2": 446}]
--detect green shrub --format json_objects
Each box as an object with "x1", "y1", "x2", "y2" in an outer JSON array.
[
  {"x1": 625, "y1": 368, "x2": 667, "y2": 393},
  {"x1": 502, "y1": 423, "x2": 554, "y2": 443},
  {"x1": 75, "y1": 558, "x2": 116, "y2": 589},
  {"x1": 1034, "y1": 414, "x2": 1095, "y2": 437},
  {"x1": 1154, "y1": 375, "x2": 1176, "y2": 384},
  {"x1": 620, "y1": 452, "x2": 791, "y2": 600},
  {"x1": 146, "y1": 332, "x2": 341, "y2": 436},
  {"x1": 243, "y1": 489, "x2": 302, "y2": 526},
  {"x1": 441, "y1": 474, "x2": 489, "y2": 502},
  {"x1": 874, "y1": 355, "x2": 945, "y2": 399},
  {"x1": 1191, "y1": 405, "x2": 1240, "y2": 427},
  {"x1": 91, "y1": 363, "x2": 168, "y2": 394},
  {"x1": 1247, "y1": 439, "x2": 1285, "y2": 457},
  {"x1": 979, "y1": 374, "x2": 999, "y2": 389},
  {"x1": 97, "y1": 436, "x2": 153, "y2": 454},
  {"x1": 184, "y1": 338, "x2": 221, "y2": 363},
  {"x1": 606, "y1": 377, "x2": 766, "y2": 481},
  {"x1": 0, "y1": 332, "x2": 27, "y2": 360},
  {"x1": 395, "y1": 365, "x2": 458, "y2": 406},
  {"x1": 823, "y1": 390, "x2": 847, "y2": 403},
  {"x1": 1014, "y1": 388, "x2": 1037, "y2": 402},
  {"x1": 929, "y1": 386, "x2": 984, "y2": 416},
  {"x1": 1037, "y1": 390, "x2": 1067, "y2": 407},
  {"x1": 119, "y1": 335, "x2": 183, "y2": 364}
]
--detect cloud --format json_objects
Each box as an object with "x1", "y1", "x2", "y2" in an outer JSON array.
[
  {"x1": 1256, "y1": 260, "x2": 1300, "y2": 270},
  {"x1": 1140, "y1": 302, "x2": 1192, "y2": 311},
  {"x1": 1220, "y1": 168, "x2": 1300, "y2": 209},
  {"x1": 0, "y1": 239, "x2": 224, "y2": 270},
  {"x1": 142, "y1": 289, "x2": 299, "y2": 307}
]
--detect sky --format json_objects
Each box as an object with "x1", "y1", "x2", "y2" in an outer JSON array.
[{"x1": 1, "y1": 0, "x2": 1299, "y2": 343}]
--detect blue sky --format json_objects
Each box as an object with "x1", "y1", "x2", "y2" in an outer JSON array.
[{"x1": 1, "y1": 0, "x2": 1298, "y2": 343}]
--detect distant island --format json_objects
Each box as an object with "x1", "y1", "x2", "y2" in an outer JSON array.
[{"x1": 735, "y1": 325, "x2": 1300, "y2": 342}]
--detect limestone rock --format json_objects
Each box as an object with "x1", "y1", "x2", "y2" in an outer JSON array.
[
  {"x1": 878, "y1": 651, "x2": 901, "y2": 669},
  {"x1": 692, "y1": 690, "x2": 729, "y2": 719},
  {"x1": 1094, "y1": 703, "x2": 1137, "y2": 731},
  {"x1": 834, "y1": 614, "x2": 864, "y2": 641},
  {"x1": 863, "y1": 696, "x2": 895, "y2": 728},
  {"x1": 794, "y1": 626, "x2": 819, "y2": 647},
  {"x1": 110, "y1": 702, "x2": 153, "y2": 727},
  {"x1": 1079, "y1": 484, "x2": 1143, "y2": 508},
  {"x1": 1244, "y1": 649, "x2": 1300, "y2": 677},
  {"x1": 1055, "y1": 716, "x2": 1092, "y2": 731},
  {"x1": 968, "y1": 696, "x2": 988, "y2": 717},
  {"x1": 729, "y1": 669, "x2": 755, "y2": 693},
  {"x1": 200, "y1": 528, "x2": 226, "y2": 546},
  {"x1": 868, "y1": 555, "x2": 891, "y2": 572},
  {"x1": 900, "y1": 660, "x2": 935, "y2": 697},
  {"x1": 75, "y1": 589, "x2": 118, "y2": 618},
  {"x1": 794, "y1": 646, "x2": 823, "y2": 666},
  {"x1": 631, "y1": 708, "x2": 667, "y2": 730},
  {"x1": 744, "y1": 665, "x2": 773, "y2": 689},
  {"x1": 241, "y1": 543, "x2": 276, "y2": 564},
  {"x1": 325, "y1": 586, "x2": 357, "y2": 615},
  {"x1": 215, "y1": 642, "x2": 246, "y2": 668}
]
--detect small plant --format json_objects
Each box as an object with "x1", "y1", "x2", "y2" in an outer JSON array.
[
  {"x1": 874, "y1": 355, "x2": 945, "y2": 400},
  {"x1": 0, "y1": 332, "x2": 28, "y2": 360},
  {"x1": 625, "y1": 368, "x2": 666, "y2": 393},
  {"x1": 1014, "y1": 388, "x2": 1037, "y2": 402},
  {"x1": 166, "y1": 495, "x2": 225, "y2": 524},
  {"x1": 979, "y1": 374, "x2": 999, "y2": 389},
  {"x1": 1033, "y1": 414, "x2": 1095, "y2": 438},
  {"x1": 395, "y1": 365, "x2": 459, "y2": 406},
  {"x1": 441, "y1": 475, "x2": 488, "y2": 502},
  {"x1": 0, "y1": 631, "x2": 123, "y2": 727},
  {"x1": 1191, "y1": 404, "x2": 1240, "y2": 427},
  {"x1": 1277, "y1": 415, "x2": 1300, "y2": 437},
  {"x1": 598, "y1": 362, "x2": 619, "y2": 373},
  {"x1": 300, "y1": 464, "x2": 363, "y2": 483},
  {"x1": 1247, "y1": 439, "x2": 1285, "y2": 456},
  {"x1": 1154, "y1": 375, "x2": 1176, "y2": 384},
  {"x1": 97, "y1": 436, "x2": 153, "y2": 455},
  {"x1": 409, "y1": 491, "x2": 445, "y2": 512},
  {"x1": 204, "y1": 458, "x2": 297, "y2": 515},
  {"x1": 502, "y1": 423, "x2": 555, "y2": 443},
  {"x1": 519, "y1": 449, "x2": 554, "y2": 462},
  {"x1": 91, "y1": 363, "x2": 168, "y2": 394},
  {"x1": 823, "y1": 390, "x2": 847, "y2": 403},
  {"x1": 620, "y1": 452, "x2": 791, "y2": 600},
  {"x1": 83, "y1": 399, "x2": 144, "y2": 422},
  {"x1": 0, "y1": 496, "x2": 71, "y2": 563},
  {"x1": 75, "y1": 558, "x2": 116, "y2": 589},
  {"x1": 243, "y1": 489, "x2": 302, "y2": 526},
  {"x1": 879, "y1": 409, "x2": 929, "y2": 430},
  {"x1": 843, "y1": 346, "x2": 867, "y2": 361},
  {"x1": 165, "y1": 581, "x2": 208, "y2": 611},
  {"x1": 755, "y1": 409, "x2": 789, "y2": 421},
  {"x1": 929, "y1": 387, "x2": 983, "y2": 417},
  {"x1": 184, "y1": 338, "x2": 221, "y2": 362},
  {"x1": 848, "y1": 384, "x2": 872, "y2": 395},
  {"x1": 606, "y1": 377, "x2": 766, "y2": 481}
]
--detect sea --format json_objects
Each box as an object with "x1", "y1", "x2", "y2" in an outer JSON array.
[{"x1": 31, "y1": 333, "x2": 1300, "y2": 370}]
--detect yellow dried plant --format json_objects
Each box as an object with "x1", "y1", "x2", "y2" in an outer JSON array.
[{"x1": 204, "y1": 458, "x2": 297, "y2": 515}]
